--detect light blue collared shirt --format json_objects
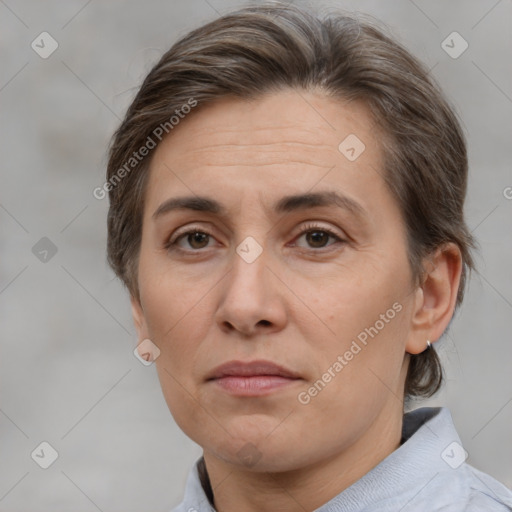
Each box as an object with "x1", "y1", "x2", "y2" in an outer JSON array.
[{"x1": 170, "y1": 407, "x2": 512, "y2": 511}]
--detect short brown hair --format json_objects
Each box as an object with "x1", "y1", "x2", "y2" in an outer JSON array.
[{"x1": 106, "y1": 2, "x2": 476, "y2": 399}]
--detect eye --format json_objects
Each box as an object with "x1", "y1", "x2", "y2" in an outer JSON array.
[
  {"x1": 292, "y1": 222, "x2": 346, "y2": 250},
  {"x1": 165, "y1": 222, "x2": 346, "y2": 254},
  {"x1": 165, "y1": 227, "x2": 216, "y2": 252}
]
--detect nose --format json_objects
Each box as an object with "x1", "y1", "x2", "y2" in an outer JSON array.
[{"x1": 215, "y1": 241, "x2": 287, "y2": 337}]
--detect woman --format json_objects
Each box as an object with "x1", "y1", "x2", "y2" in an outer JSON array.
[{"x1": 105, "y1": 3, "x2": 512, "y2": 511}]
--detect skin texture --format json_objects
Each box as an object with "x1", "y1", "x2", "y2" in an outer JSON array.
[{"x1": 131, "y1": 89, "x2": 462, "y2": 512}]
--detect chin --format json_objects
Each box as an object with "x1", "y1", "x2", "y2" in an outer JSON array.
[{"x1": 206, "y1": 426, "x2": 312, "y2": 472}]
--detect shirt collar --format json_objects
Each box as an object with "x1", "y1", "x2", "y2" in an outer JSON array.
[{"x1": 179, "y1": 407, "x2": 459, "y2": 512}]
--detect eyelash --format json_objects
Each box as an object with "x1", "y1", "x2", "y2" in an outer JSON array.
[{"x1": 165, "y1": 222, "x2": 346, "y2": 254}]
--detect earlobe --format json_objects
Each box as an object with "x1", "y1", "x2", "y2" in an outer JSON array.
[{"x1": 406, "y1": 243, "x2": 462, "y2": 355}]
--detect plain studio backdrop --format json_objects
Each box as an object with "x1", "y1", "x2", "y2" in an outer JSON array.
[{"x1": 0, "y1": 0, "x2": 511, "y2": 510}]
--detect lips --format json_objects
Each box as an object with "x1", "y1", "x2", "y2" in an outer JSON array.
[{"x1": 206, "y1": 360, "x2": 301, "y2": 380}]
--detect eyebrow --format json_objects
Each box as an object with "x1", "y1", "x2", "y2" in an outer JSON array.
[{"x1": 152, "y1": 190, "x2": 368, "y2": 222}]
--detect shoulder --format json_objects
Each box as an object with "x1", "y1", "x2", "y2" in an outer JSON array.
[
  {"x1": 463, "y1": 464, "x2": 512, "y2": 511},
  {"x1": 169, "y1": 505, "x2": 201, "y2": 512},
  {"x1": 409, "y1": 463, "x2": 512, "y2": 512},
  {"x1": 384, "y1": 407, "x2": 512, "y2": 512}
]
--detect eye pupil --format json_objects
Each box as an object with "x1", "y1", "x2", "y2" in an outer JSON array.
[
  {"x1": 189, "y1": 232, "x2": 209, "y2": 248},
  {"x1": 306, "y1": 230, "x2": 329, "y2": 248}
]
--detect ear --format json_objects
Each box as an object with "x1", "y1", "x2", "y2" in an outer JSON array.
[
  {"x1": 131, "y1": 294, "x2": 149, "y2": 341},
  {"x1": 406, "y1": 243, "x2": 462, "y2": 355}
]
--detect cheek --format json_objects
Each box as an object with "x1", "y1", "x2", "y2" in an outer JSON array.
[
  {"x1": 137, "y1": 255, "x2": 214, "y2": 384},
  {"x1": 297, "y1": 259, "x2": 412, "y2": 406},
  {"x1": 154, "y1": 360, "x2": 217, "y2": 451},
  {"x1": 139, "y1": 247, "x2": 201, "y2": 333},
  {"x1": 309, "y1": 256, "x2": 409, "y2": 346},
  {"x1": 296, "y1": 309, "x2": 408, "y2": 443},
  {"x1": 142, "y1": 276, "x2": 211, "y2": 438}
]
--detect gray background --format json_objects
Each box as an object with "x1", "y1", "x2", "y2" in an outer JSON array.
[{"x1": 1, "y1": 0, "x2": 511, "y2": 510}]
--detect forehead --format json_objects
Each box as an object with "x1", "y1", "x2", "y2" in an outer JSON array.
[
  {"x1": 155, "y1": 89, "x2": 377, "y2": 156},
  {"x1": 144, "y1": 89, "x2": 388, "y2": 217}
]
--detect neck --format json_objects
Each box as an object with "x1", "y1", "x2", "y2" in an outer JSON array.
[{"x1": 202, "y1": 402, "x2": 404, "y2": 512}]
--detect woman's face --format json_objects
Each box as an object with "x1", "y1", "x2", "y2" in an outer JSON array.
[{"x1": 132, "y1": 89, "x2": 425, "y2": 472}]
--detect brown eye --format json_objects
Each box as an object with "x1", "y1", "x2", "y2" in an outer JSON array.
[
  {"x1": 294, "y1": 223, "x2": 345, "y2": 250},
  {"x1": 305, "y1": 230, "x2": 331, "y2": 248},
  {"x1": 165, "y1": 228, "x2": 215, "y2": 252},
  {"x1": 186, "y1": 231, "x2": 210, "y2": 249}
]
